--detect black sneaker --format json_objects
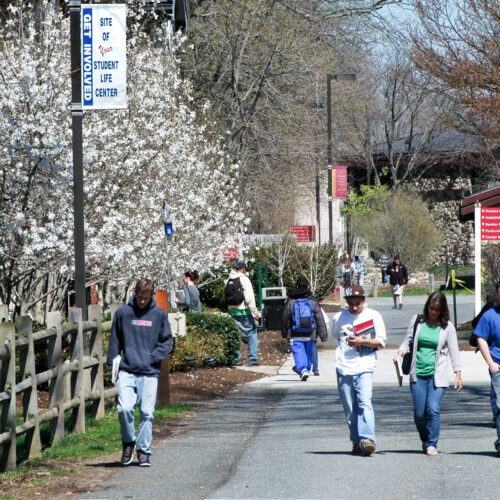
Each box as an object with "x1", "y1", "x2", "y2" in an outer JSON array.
[
  {"x1": 121, "y1": 441, "x2": 136, "y2": 465},
  {"x1": 137, "y1": 450, "x2": 151, "y2": 467},
  {"x1": 352, "y1": 442, "x2": 362, "y2": 455},
  {"x1": 292, "y1": 365, "x2": 299, "y2": 375}
]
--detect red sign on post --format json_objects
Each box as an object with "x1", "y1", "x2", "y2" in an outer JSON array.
[
  {"x1": 291, "y1": 225, "x2": 316, "y2": 243},
  {"x1": 481, "y1": 208, "x2": 500, "y2": 241},
  {"x1": 332, "y1": 166, "x2": 348, "y2": 199}
]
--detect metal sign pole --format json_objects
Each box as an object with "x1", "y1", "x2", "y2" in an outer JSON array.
[
  {"x1": 163, "y1": 201, "x2": 173, "y2": 311},
  {"x1": 69, "y1": 0, "x2": 87, "y2": 320}
]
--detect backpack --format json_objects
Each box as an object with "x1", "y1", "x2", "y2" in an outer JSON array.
[
  {"x1": 291, "y1": 298, "x2": 316, "y2": 334},
  {"x1": 224, "y1": 277, "x2": 245, "y2": 305}
]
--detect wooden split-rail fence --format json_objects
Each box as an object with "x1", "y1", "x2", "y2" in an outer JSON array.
[{"x1": 0, "y1": 304, "x2": 117, "y2": 472}]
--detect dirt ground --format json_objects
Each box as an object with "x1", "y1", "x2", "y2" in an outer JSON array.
[{"x1": 1, "y1": 330, "x2": 291, "y2": 499}]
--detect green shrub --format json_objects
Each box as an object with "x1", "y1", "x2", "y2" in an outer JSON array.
[
  {"x1": 170, "y1": 329, "x2": 226, "y2": 371},
  {"x1": 170, "y1": 312, "x2": 241, "y2": 370}
]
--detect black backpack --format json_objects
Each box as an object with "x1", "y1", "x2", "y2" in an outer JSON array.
[{"x1": 224, "y1": 277, "x2": 245, "y2": 305}]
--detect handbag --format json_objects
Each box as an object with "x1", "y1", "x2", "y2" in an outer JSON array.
[{"x1": 402, "y1": 315, "x2": 421, "y2": 375}]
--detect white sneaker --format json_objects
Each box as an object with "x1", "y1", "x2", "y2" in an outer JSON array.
[{"x1": 301, "y1": 369, "x2": 309, "y2": 381}]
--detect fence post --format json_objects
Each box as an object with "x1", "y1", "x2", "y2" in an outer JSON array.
[
  {"x1": 88, "y1": 304, "x2": 104, "y2": 418},
  {"x1": 0, "y1": 304, "x2": 8, "y2": 322},
  {"x1": 429, "y1": 274, "x2": 435, "y2": 293},
  {"x1": 16, "y1": 316, "x2": 42, "y2": 460},
  {"x1": 0, "y1": 322, "x2": 17, "y2": 471},
  {"x1": 68, "y1": 308, "x2": 85, "y2": 433},
  {"x1": 372, "y1": 274, "x2": 379, "y2": 298},
  {"x1": 47, "y1": 311, "x2": 65, "y2": 443}
]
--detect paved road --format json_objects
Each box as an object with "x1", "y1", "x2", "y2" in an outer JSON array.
[
  {"x1": 80, "y1": 294, "x2": 494, "y2": 500},
  {"x1": 326, "y1": 294, "x2": 475, "y2": 347}
]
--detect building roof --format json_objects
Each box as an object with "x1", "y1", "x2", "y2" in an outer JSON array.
[
  {"x1": 459, "y1": 185, "x2": 500, "y2": 220},
  {"x1": 371, "y1": 129, "x2": 484, "y2": 156}
]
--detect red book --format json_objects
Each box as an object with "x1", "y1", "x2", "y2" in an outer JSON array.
[{"x1": 353, "y1": 319, "x2": 376, "y2": 355}]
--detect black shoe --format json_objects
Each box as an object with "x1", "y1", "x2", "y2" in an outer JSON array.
[
  {"x1": 248, "y1": 362, "x2": 260, "y2": 367},
  {"x1": 292, "y1": 365, "x2": 299, "y2": 375},
  {"x1": 313, "y1": 372, "x2": 320, "y2": 376},
  {"x1": 137, "y1": 450, "x2": 151, "y2": 467},
  {"x1": 352, "y1": 442, "x2": 362, "y2": 455},
  {"x1": 121, "y1": 441, "x2": 136, "y2": 465}
]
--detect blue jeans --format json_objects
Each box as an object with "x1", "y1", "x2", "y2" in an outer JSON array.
[
  {"x1": 232, "y1": 314, "x2": 258, "y2": 365},
  {"x1": 381, "y1": 269, "x2": 387, "y2": 284},
  {"x1": 337, "y1": 371, "x2": 376, "y2": 444},
  {"x1": 491, "y1": 371, "x2": 500, "y2": 448},
  {"x1": 291, "y1": 339, "x2": 313, "y2": 373},
  {"x1": 312, "y1": 340, "x2": 319, "y2": 373},
  {"x1": 410, "y1": 376, "x2": 446, "y2": 449},
  {"x1": 491, "y1": 381, "x2": 498, "y2": 420},
  {"x1": 117, "y1": 371, "x2": 158, "y2": 455},
  {"x1": 357, "y1": 272, "x2": 364, "y2": 287}
]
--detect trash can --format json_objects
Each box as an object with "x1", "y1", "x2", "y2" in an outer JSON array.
[{"x1": 262, "y1": 287, "x2": 287, "y2": 331}]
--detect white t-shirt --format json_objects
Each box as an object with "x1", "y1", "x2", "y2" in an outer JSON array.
[{"x1": 332, "y1": 306, "x2": 387, "y2": 375}]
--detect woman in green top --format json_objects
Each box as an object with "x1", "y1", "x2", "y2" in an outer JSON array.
[{"x1": 396, "y1": 291, "x2": 462, "y2": 455}]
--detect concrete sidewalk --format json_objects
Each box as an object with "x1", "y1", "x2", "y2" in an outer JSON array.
[{"x1": 250, "y1": 348, "x2": 490, "y2": 387}]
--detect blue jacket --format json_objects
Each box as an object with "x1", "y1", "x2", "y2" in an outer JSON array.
[{"x1": 106, "y1": 296, "x2": 173, "y2": 377}]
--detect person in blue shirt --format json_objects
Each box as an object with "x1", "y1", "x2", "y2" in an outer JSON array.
[{"x1": 475, "y1": 302, "x2": 500, "y2": 455}]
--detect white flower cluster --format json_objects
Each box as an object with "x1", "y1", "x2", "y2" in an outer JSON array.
[{"x1": 0, "y1": 2, "x2": 247, "y2": 306}]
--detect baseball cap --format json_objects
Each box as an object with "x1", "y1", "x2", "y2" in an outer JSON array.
[
  {"x1": 235, "y1": 261, "x2": 247, "y2": 270},
  {"x1": 344, "y1": 285, "x2": 365, "y2": 298}
]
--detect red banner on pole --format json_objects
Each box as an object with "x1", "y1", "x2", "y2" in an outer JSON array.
[
  {"x1": 481, "y1": 207, "x2": 500, "y2": 241},
  {"x1": 331, "y1": 166, "x2": 348, "y2": 199},
  {"x1": 291, "y1": 225, "x2": 316, "y2": 243}
]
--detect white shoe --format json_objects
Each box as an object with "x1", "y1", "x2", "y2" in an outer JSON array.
[{"x1": 300, "y1": 369, "x2": 309, "y2": 381}]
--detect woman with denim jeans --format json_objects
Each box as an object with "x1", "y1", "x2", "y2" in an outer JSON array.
[{"x1": 395, "y1": 292, "x2": 462, "y2": 456}]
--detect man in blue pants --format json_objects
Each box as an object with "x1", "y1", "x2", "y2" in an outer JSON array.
[
  {"x1": 474, "y1": 303, "x2": 500, "y2": 455},
  {"x1": 281, "y1": 277, "x2": 327, "y2": 381},
  {"x1": 107, "y1": 278, "x2": 173, "y2": 467}
]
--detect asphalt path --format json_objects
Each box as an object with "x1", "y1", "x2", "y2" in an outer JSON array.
[
  {"x1": 326, "y1": 294, "x2": 475, "y2": 347},
  {"x1": 79, "y1": 293, "x2": 496, "y2": 500}
]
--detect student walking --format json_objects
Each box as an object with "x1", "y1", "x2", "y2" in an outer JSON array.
[
  {"x1": 386, "y1": 255, "x2": 408, "y2": 309},
  {"x1": 107, "y1": 278, "x2": 173, "y2": 467},
  {"x1": 225, "y1": 261, "x2": 261, "y2": 366},
  {"x1": 332, "y1": 285, "x2": 386, "y2": 456},
  {"x1": 281, "y1": 277, "x2": 327, "y2": 381},
  {"x1": 395, "y1": 291, "x2": 462, "y2": 456}
]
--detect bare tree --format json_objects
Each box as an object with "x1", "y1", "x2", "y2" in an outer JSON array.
[
  {"x1": 183, "y1": 0, "x2": 392, "y2": 230},
  {"x1": 411, "y1": 0, "x2": 500, "y2": 165}
]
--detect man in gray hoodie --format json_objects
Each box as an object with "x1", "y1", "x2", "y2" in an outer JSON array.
[{"x1": 107, "y1": 278, "x2": 172, "y2": 467}]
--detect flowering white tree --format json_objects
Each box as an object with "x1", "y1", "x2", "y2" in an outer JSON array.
[{"x1": 0, "y1": 2, "x2": 247, "y2": 319}]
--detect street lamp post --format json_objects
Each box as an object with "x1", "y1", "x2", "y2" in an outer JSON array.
[
  {"x1": 162, "y1": 200, "x2": 173, "y2": 311},
  {"x1": 327, "y1": 72, "x2": 356, "y2": 245}
]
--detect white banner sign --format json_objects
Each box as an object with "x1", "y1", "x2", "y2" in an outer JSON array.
[{"x1": 81, "y1": 4, "x2": 127, "y2": 110}]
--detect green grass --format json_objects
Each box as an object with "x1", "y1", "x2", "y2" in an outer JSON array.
[
  {"x1": 2, "y1": 402, "x2": 192, "y2": 485},
  {"x1": 40, "y1": 403, "x2": 192, "y2": 461},
  {"x1": 426, "y1": 264, "x2": 474, "y2": 277},
  {"x1": 375, "y1": 287, "x2": 474, "y2": 297}
]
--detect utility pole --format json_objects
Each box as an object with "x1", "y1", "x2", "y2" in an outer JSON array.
[{"x1": 327, "y1": 73, "x2": 356, "y2": 244}]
